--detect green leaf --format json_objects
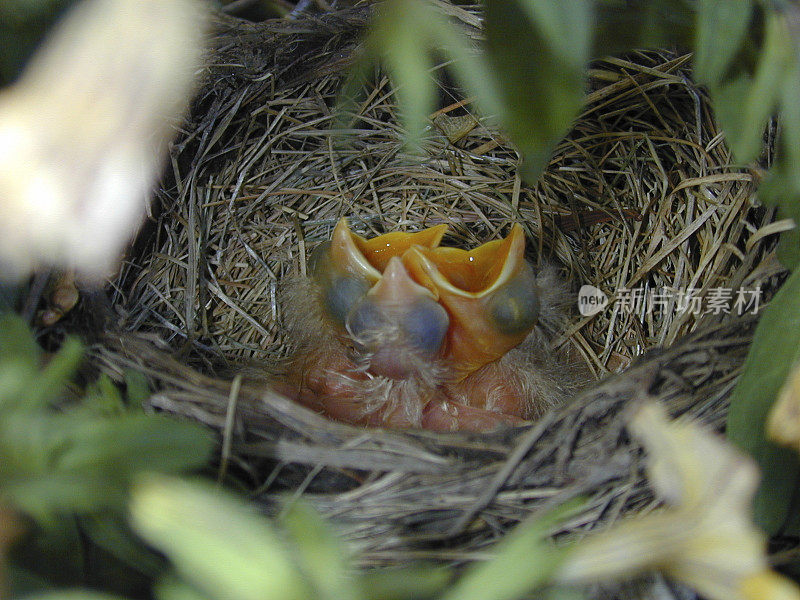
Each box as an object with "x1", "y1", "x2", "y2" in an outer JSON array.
[
  {"x1": 694, "y1": 0, "x2": 752, "y2": 86},
  {"x1": 0, "y1": 313, "x2": 40, "y2": 408},
  {"x1": 82, "y1": 374, "x2": 126, "y2": 416},
  {"x1": 710, "y1": 71, "x2": 755, "y2": 155},
  {"x1": 541, "y1": 587, "x2": 587, "y2": 600},
  {"x1": 0, "y1": 314, "x2": 82, "y2": 412},
  {"x1": 484, "y1": 0, "x2": 587, "y2": 182},
  {"x1": 759, "y1": 160, "x2": 800, "y2": 270},
  {"x1": 777, "y1": 227, "x2": 800, "y2": 271},
  {"x1": 155, "y1": 575, "x2": 211, "y2": 600},
  {"x1": 727, "y1": 267, "x2": 800, "y2": 535},
  {"x1": 516, "y1": 0, "x2": 592, "y2": 70},
  {"x1": 25, "y1": 336, "x2": 83, "y2": 408},
  {"x1": 713, "y1": 12, "x2": 790, "y2": 163},
  {"x1": 431, "y1": 14, "x2": 504, "y2": 124},
  {"x1": 779, "y1": 60, "x2": 800, "y2": 194},
  {"x1": 593, "y1": 0, "x2": 694, "y2": 58},
  {"x1": 281, "y1": 502, "x2": 361, "y2": 600},
  {"x1": 0, "y1": 413, "x2": 213, "y2": 521},
  {"x1": 54, "y1": 414, "x2": 213, "y2": 475},
  {"x1": 368, "y1": 0, "x2": 435, "y2": 149},
  {"x1": 440, "y1": 500, "x2": 583, "y2": 600},
  {"x1": 755, "y1": 55, "x2": 800, "y2": 269},
  {"x1": 346, "y1": 0, "x2": 505, "y2": 152},
  {"x1": 81, "y1": 514, "x2": 165, "y2": 578},
  {"x1": 3, "y1": 472, "x2": 127, "y2": 522},
  {"x1": 123, "y1": 369, "x2": 150, "y2": 408},
  {"x1": 358, "y1": 566, "x2": 452, "y2": 600},
  {"x1": 130, "y1": 475, "x2": 313, "y2": 600},
  {"x1": 334, "y1": 49, "x2": 375, "y2": 134},
  {"x1": 0, "y1": 313, "x2": 38, "y2": 365}
]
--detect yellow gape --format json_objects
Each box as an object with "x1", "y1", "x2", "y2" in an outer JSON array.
[{"x1": 287, "y1": 217, "x2": 548, "y2": 432}]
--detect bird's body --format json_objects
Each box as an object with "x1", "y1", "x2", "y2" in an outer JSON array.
[{"x1": 276, "y1": 219, "x2": 586, "y2": 432}]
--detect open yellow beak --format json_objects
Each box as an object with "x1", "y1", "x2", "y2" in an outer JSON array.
[
  {"x1": 402, "y1": 224, "x2": 540, "y2": 376},
  {"x1": 310, "y1": 219, "x2": 540, "y2": 380},
  {"x1": 328, "y1": 217, "x2": 448, "y2": 280},
  {"x1": 310, "y1": 218, "x2": 449, "y2": 327}
]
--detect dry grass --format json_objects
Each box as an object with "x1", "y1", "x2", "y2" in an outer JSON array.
[
  {"x1": 87, "y1": 4, "x2": 786, "y2": 595},
  {"x1": 111, "y1": 20, "x2": 779, "y2": 377}
]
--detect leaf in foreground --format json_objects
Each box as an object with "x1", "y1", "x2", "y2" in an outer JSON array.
[
  {"x1": 345, "y1": 0, "x2": 503, "y2": 151},
  {"x1": 130, "y1": 475, "x2": 313, "y2": 600},
  {"x1": 727, "y1": 267, "x2": 800, "y2": 535},
  {"x1": 694, "y1": 0, "x2": 753, "y2": 86},
  {"x1": 440, "y1": 500, "x2": 581, "y2": 600},
  {"x1": 483, "y1": 0, "x2": 589, "y2": 182},
  {"x1": 280, "y1": 501, "x2": 361, "y2": 600}
]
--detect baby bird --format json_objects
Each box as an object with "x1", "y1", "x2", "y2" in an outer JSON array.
[{"x1": 276, "y1": 218, "x2": 584, "y2": 432}]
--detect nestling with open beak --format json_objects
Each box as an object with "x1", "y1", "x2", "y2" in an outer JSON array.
[{"x1": 276, "y1": 218, "x2": 586, "y2": 432}]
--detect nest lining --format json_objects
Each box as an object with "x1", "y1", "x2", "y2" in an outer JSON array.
[
  {"x1": 112, "y1": 23, "x2": 777, "y2": 375},
  {"x1": 93, "y1": 316, "x2": 754, "y2": 567},
  {"x1": 87, "y1": 4, "x2": 784, "y2": 587}
]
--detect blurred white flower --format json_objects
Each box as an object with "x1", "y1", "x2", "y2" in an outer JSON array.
[
  {"x1": 555, "y1": 402, "x2": 800, "y2": 600},
  {"x1": 0, "y1": 0, "x2": 206, "y2": 281}
]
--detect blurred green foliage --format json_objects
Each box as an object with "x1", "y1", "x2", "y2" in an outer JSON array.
[
  {"x1": 688, "y1": 1, "x2": 800, "y2": 540},
  {"x1": 439, "y1": 499, "x2": 582, "y2": 600},
  {"x1": 0, "y1": 306, "x2": 579, "y2": 600},
  {"x1": 6, "y1": 0, "x2": 800, "y2": 596},
  {"x1": 0, "y1": 313, "x2": 215, "y2": 595},
  {"x1": 351, "y1": 0, "x2": 697, "y2": 180},
  {"x1": 130, "y1": 476, "x2": 318, "y2": 600},
  {"x1": 593, "y1": 0, "x2": 694, "y2": 56},
  {"x1": 0, "y1": 313, "x2": 214, "y2": 523},
  {"x1": 483, "y1": 0, "x2": 589, "y2": 179},
  {"x1": 128, "y1": 475, "x2": 579, "y2": 600},
  {"x1": 727, "y1": 268, "x2": 800, "y2": 536},
  {"x1": 340, "y1": 0, "x2": 504, "y2": 151}
]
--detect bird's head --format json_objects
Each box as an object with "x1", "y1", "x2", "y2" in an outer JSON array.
[{"x1": 310, "y1": 218, "x2": 541, "y2": 381}]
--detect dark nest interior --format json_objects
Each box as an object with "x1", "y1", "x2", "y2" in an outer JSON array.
[{"x1": 78, "y1": 4, "x2": 787, "y2": 595}]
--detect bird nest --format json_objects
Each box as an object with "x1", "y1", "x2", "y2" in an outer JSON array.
[{"x1": 88, "y1": 5, "x2": 782, "y2": 584}]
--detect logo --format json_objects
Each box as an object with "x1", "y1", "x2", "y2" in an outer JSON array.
[{"x1": 578, "y1": 285, "x2": 608, "y2": 316}]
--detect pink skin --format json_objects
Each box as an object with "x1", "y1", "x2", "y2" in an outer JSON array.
[
  {"x1": 283, "y1": 220, "x2": 541, "y2": 432},
  {"x1": 421, "y1": 399, "x2": 526, "y2": 432},
  {"x1": 425, "y1": 362, "x2": 529, "y2": 432},
  {"x1": 279, "y1": 342, "x2": 528, "y2": 431},
  {"x1": 443, "y1": 358, "x2": 536, "y2": 420},
  {"x1": 278, "y1": 258, "x2": 531, "y2": 431}
]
